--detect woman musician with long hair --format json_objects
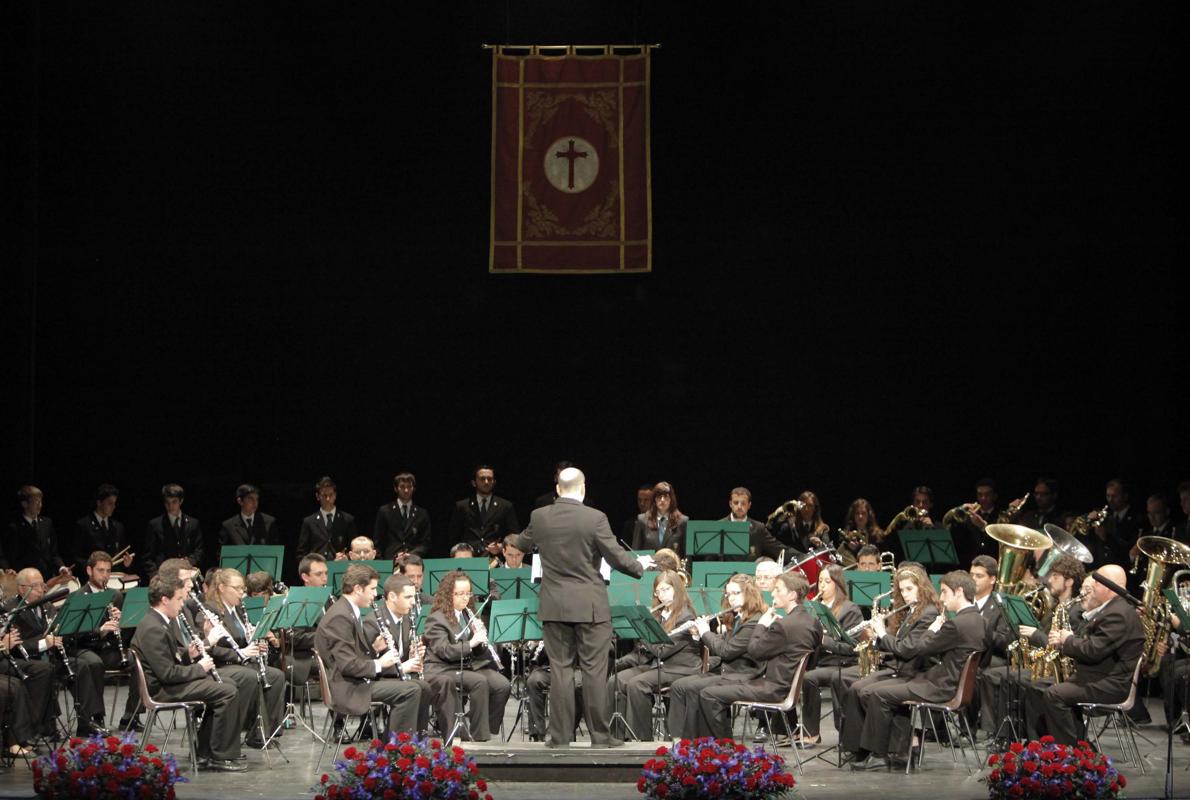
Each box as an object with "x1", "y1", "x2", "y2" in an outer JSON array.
[
  {"x1": 421, "y1": 570, "x2": 510, "y2": 742},
  {"x1": 834, "y1": 565, "x2": 941, "y2": 756},
  {"x1": 202, "y1": 567, "x2": 286, "y2": 749},
  {"x1": 838, "y1": 499, "x2": 885, "y2": 566},
  {"x1": 797, "y1": 565, "x2": 863, "y2": 746},
  {"x1": 666, "y1": 574, "x2": 768, "y2": 739},
  {"x1": 607, "y1": 570, "x2": 701, "y2": 740}
]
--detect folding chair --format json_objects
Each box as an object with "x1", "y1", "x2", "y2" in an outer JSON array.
[
  {"x1": 314, "y1": 651, "x2": 388, "y2": 773},
  {"x1": 129, "y1": 651, "x2": 203, "y2": 775},
  {"x1": 1077, "y1": 657, "x2": 1147, "y2": 774},
  {"x1": 902, "y1": 651, "x2": 982, "y2": 774},
  {"x1": 731, "y1": 652, "x2": 811, "y2": 773}
]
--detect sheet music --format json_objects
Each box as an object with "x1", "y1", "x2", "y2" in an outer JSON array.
[{"x1": 531, "y1": 554, "x2": 542, "y2": 583}]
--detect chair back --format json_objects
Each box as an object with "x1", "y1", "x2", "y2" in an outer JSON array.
[
  {"x1": 129, "y1": 650, "x2": 160, "y2": 711},
  {"x1": 1117, "y1": 657, "x2": 1144, "y2": 711},
  {"x1": 950, "y1": 650, "x2": 982, "y2": 711},
  {"x1": 314, "y1": 650, "x2": 336, "y2": 712},
  {"x1": 776, "y1": 652, "x2": 812, "y2": 712}
]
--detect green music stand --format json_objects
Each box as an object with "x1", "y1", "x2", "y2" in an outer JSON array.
[
  {"x1": 847, "y1": 571, "x2": 891, "y2": 607},
  {"x1": 686, "y1": 521, "x2": 750, "y2": 560},
  {"x1": 119, "y1": 588, "x2": 151, "y2": 629},
  {"x1": 249, "y1": 600, "x2": 287, "y2": 643},
  {"x1": 692, "y1": 561, "x2": 756, "y2": 589},
  {"x1": 243, "y1": 595, "x2": 268, "y2": 625},
  {"x1": 689, "y1": 586, "x2": 725, "y2": 616},
  {"x1": 899, "y1": 529, "x2": 958, "y2": 569},
  {"x1": 489, "y1": 598, "x2": 542, "y2": 645},
  {"x1": 492, "y1": 568, "x2": 539, "y2": 599},
  {"x1": 269, "y1": 587, "x2": 330, "y2": 629},
  {"x1": 999, "y1": 593, "x2": 1041, "y2": 629},
  {"x1": 52, "y1": 589, "x2": 115, "y2": 639},
  {"x1": 220, "y1": 545, "x2": 286, "y2": 581},
  {"x1": 326, "y1": 560, "x2": 390, "y2": 596},
  {"x1": 930, "y1": 574, "x2": 945, "y2": 594},
  {"x1": 1164, "y1": 589, "x2": 1190, "y2": 631},
  {"x1": 609, "y1": 605, "x2": 670, "y2": 647},
  {"x1": 424, "y1": 558, "x2": 491, "y2": 597},
  {"x1": 804, "y1": 599, "x2": 857, "y2": 646}
]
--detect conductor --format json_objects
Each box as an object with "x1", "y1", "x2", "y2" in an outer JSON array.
[{"x1": 518, "y1": 467, "x2": 651, "y2": 748}]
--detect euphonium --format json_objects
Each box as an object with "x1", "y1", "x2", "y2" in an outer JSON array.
[{"x1": 1135, "y1": 536, "x2": 1190, "y2": 674}]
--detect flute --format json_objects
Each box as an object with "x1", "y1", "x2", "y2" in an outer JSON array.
[
  {"x1": 668, "y1": 608, "x2": 734, "y2": 637},
  {"x1": 845, "y1": 604, "x2": 911, "y2": 637}
]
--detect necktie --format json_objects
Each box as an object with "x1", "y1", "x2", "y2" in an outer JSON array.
[
  {"x1": 394, "y1": 618, "x2": 404, "y2": 658},
  {"x1": 326, "y1": 513, "x2": 334, "y2": 528},
  {"x1": 480, "y1": 501, "x2": 488, "y2": 518},
  {"x1": 401, "y1": 505, "x2": 409, "y2": 522},
  {"x1": 101, "y1": 518, "x2": 109, "y2": 532}
]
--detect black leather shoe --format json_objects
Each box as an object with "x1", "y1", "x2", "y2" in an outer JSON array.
[
  {"x1": 751, "y1": 728, "x2": 769, "y2": 743},
  {"x1": 118, "y1": 717, "x2": 144, "y2": 733},
  {"x1": 203, "y1": 759, "x2": 247, "y2": 773},
  {"x1": 77, "y1": 722, "x2": 110, "y2": 738},
  {"x1": 528, "y1": 733, "x2": 544, "y2": 742}
]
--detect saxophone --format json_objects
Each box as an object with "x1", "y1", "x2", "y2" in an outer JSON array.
[{"x1": 1030, "y1": 598, "x2": 1076, "y2": 681}]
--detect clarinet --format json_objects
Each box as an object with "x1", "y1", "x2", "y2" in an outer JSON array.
[
  {"x1": 178, "y1": 611, "x2": 223, "y2": 683},
  {"x1": 194, "y1": 601, "x2": 256, "y2": 667},
  {"x1": 464, "y1": 607, "x2": 501, "y2": 665},
  {"x1": 107, "y1": 603, "x2": 128, "y2": 668},
  {"x1": 236, "y1": 605, "x2": 271, "y2": 689},
  {"x1": 373, "y1": 610, "x2": 405, "y2": 679},
  {"x1": 1, "y1": 635, "x2": 28, "y2": 680},
  {"x1": 47, "y1": 615, "x2": 76, "y2": 683}
]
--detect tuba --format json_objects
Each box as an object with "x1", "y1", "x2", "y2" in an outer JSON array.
[
  {"x1": 985, "y1": 524, "x2": 1054, "y2": 597},
  {"x1": 1036, "y1": 524, "x2": 1094, "y2": 578},
  {"x1": 1135, "y1": 536, "x2": 1190, "y2": 674}
]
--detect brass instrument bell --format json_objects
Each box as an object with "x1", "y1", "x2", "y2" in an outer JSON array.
[
  {"x1": 1136, "y1": 536, "x2": 1190, "y2": 605},
  {"x1": 1036, "y1": 524, "x2": 1094, "y2": 577},
  {"x1": 985, "y1": 524, "x2": 1053, "y2": 594}
]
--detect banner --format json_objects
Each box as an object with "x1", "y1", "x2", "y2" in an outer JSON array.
[{"x1": 489, "y1": 47, "x2": 652, "y2": 274}]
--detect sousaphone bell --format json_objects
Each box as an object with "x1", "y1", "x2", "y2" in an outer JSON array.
[{"x1": 1036, "y1": 523, "x2": 1093, "y2": 577}]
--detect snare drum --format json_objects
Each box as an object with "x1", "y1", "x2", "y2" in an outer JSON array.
[{"x1": 786, "y1": 548, "x2": 841, "y2": 599}]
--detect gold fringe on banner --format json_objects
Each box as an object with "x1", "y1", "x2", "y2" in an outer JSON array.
[{"x1": 481, "y1": 44, "x2": 660, "y2": 57}]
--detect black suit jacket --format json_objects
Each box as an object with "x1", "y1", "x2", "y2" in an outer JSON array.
[
  {"x1": 373, "y1": 503, "x2": 431, "y2": 558},
  {"x1": 363, "y1": 602, "x2": 416, "y2": 679},
  {"x1": 747, "y1": 604, "x2": 823, "y2": 689},
  {"x1": 314, "y1": 597, "x2": 383, "y2": 715},
  {"x1": 422, "y1": 609, "x2": 497, "y2": 672},
  {"x1": 617, "y1": 608, "x2": 702, "y2": 672},
  {"x1": 630, "y1": 513, "x2": 687, "y2": 553},
  {"x1": 4, "y1": 517, "x2": 65, "y2": 575},
  {"x1": 145, "y1": 514, "x2": 205, "y2": 575},
  {"x1": 701, "y1": 616, "x2": 765, "y2": 677},
  {"x1": 130, "y1": 608, "x2": 208, "y2": 689},
  {"x1": 447, "y1": 496, "x2": 519, "y2": 551},
  {"x1": 219, "y1": 513, "x2": 278, "y2": 547},
  {"x1": 517, "y1": 497, "x2": 642, "y2": 623},
  {"x1": 819, "y1": 600, "x2": 864, "y2": 665},
  {"x1": 876, "y1": 605, "x2": 941, "y2": 676},
  {"x1": 1090, "y1": 507, "x2": 1142, "y2": 567},
  {"x1": 298, "y1": 510, "x2": 357, "y2": 562},
  {"x1": 74, "y1": 515, "x2": 130, "y2": 573},
  {"x1": 977, "y1": 595, "x2": 1014, "y2": 666},
  {"x1": 1059, "y1": 595, "x2": 1145, "y2": 699},
  {"x1": 898, "y1": 605, "x2": 987, "y2": 703}
]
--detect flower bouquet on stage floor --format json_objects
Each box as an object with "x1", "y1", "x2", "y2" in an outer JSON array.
[
  {"x1": 316, "y1": 732, "x2": 492, "y2": 800},
  {"x1": 32, "y1": 733, "x2": 186, "y2": 800},
  {"x1": 638, "y1": 737, "x2": 798, "y2": 799},
  {"x1": 984, "y1": 737, "x2": 1126, "y2": 799}
]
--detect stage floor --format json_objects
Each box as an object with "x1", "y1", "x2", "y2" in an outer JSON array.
[{"x1": 1, "y1": 687, "x2": 1187, "y2": 798}]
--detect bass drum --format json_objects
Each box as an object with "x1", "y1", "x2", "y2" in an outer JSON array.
[{"x1": 787, "y1": 548, "x2": 841, "y2": 600}]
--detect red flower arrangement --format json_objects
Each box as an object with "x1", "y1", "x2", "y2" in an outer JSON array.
[
  {"x1": 984, "y1": 737, "x2": 1126, "y2": 799},
  {"x1": 316, "y1": 732, "x2": 492, "y2": 800},
  {"x1": 32, "y1": 733, "x2": 186, "y2": 800},
  {"x1": 638, "y1": 737, "x2": 798, "y2": 799}
]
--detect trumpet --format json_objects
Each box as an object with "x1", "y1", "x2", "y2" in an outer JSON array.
[
  {"x1": 885, "y1": 505, "x2": 928, "y2": 538},
  {"x1": 668, "y1": 608, "x2": 734, "y2": 638},
  {"x1": 1069, "y1": 506, "x2": 1109, "y2": 537},
  {"x1": 942, "y1": 502, "x2": 981, "y2": 527},
  {"x1": 765, "y1": 499, "x2": 805, "y2": 528}
]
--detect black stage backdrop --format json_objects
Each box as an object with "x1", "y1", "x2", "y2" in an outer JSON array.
[{"x1": 4, "y1": 2, "x2": 1186, "y2": 570}]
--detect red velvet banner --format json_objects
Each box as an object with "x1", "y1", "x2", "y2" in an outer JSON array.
[{"x1": 489, "y1": 50, "x2": 652, "y2": 273}]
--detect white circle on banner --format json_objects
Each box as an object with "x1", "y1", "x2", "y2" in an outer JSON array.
[{"x1": 543, "y1": 137, "x2": 599, "y2": 194}]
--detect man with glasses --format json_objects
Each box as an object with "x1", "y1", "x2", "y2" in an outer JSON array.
[{"x1": 9, "y1": 568, "x2": 109, "y2": 735}]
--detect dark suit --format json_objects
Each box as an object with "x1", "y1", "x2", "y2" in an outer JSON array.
[
  {"x1": 314, "y1": 597, "x2": 425, "y2": 734},
  {"x1": 218, "y1": 513, "x2": 278, "y2": 548},
  {"x1": 422, "y1": 608, "x2": 510, "y2": 740},
  {"x1": 207, "y1": 603, "x2": 286, "y2": 741},
  {"x1": 10, "y1": 598, "x2": 107, "y2": 723},
  {"x1": 0, "y1": 598, "x2": 56, "y2": 737},
  {"x1": 373, "y1": 503, "x2": 431, "y2": 559},
  {"x1": 801, "y1": 600, "x2": 863, "y2": 737},
  {"x1": 8, "y1": 517, "x2": 66, "y2": 577},
  {"x1": 447, "y1": 496, "x2": 519, "y2": 553},
  {"x1": 700, "y1": 604, "x2": 823, "y2": 739},
  {"x1": 362, "y1": 603, "x2": 433, "y2": 730},
  {"x1": 1033, "y1": 595, "x2": 1145, "y2": 744},
  {"x1": 667, "y1": 615, "x2": 764, "y2": 738},
  {"x1": 129, "y1": 608, "x2": 241, "y2": 760},
  {"x1": 144, "y1": 514, "x2": 204, "y2": 575},
  {"x1": 297, "y1": 510, "x2": 357, "y2": 562},
  {"x1": 610, "y1": 607, "x2": 702, "y2": 738},
  {"x1": 74, "y1": 515, "x2": 130, "y2": 575},
  {"x1": 716, "y1": 515, "x2": 787, "y2": 561},
  {"x1": 630, "y1": 513, "x2": 687, "y2": 553},
  {"x1": 518, "y1": 496, "x2": 643, "y2": 745},
  {"x1": 1088, "y1": 507, "x2": 1142, "y2": 569},
  {"x1": 859, "y1": 605, "x2": 986, "y2": 757},
  {"x1": 74, "y1": 582, "x2": 140, "y2": 720}
]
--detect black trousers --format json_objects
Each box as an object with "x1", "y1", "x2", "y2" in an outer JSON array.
[
  {"x1": 151, "y1": 675, "x2": 241, "y2": 761},
  {"x1": 90, "y1": 645, "x2": 142, "y2": 720},
  {"x1": 700, "y1": 679, "x2": 786, "y2": 740},
  {"x1": 425, "y1": 665, "x2": 510, "y2": 741},
  {"x1": 667, "y1": 673, "x2": 750, "y2": 740},
  {"x1": 526, "y1": 667, "x2": 583, "y2": 739},
  {"x1": 802, "y1": 664, "x2": 849, "y2": 737},
  {"x1": 608, "y1": 664, "x2": 695, "y2": 740},
  {"x1": 0, "y1": 659, "x2": 54, "y2": 736},
  {"x1": 370, "y1": 678, "x2": 433, "y2": 734},
  {"x1": 836, "y1": 668, "x2": 899, "y2": 753},
  {"x1": 0, "y1": 675, "x2": 36, "y2": 745},
  {"x1": 858, "y1": 679, "x2": 921, "y2": 758},
  {"x1": 1029, "y1": 679, "x2": 1129, "y2": 746},
  {"x1": 541, "y1": 619, "x2": 616, "y2": 745}
]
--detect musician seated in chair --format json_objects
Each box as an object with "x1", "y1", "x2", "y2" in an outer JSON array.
[
  {"x1": 421, "y1": 570, "x2": 510, "y2": 741},
  {"x1": 201, "y1": 567, "x2": 285, "y2": 749},
  {"x1": 849, "y1": 570, "x2": 986, "y2": 770},
  {"x1": 666, "y1": 574, "x2": 768, "y2": 740},
  {"x1": 74, "y1": 551, "x2": 141, "y2": 731},
  {"x1": 364, "y1": 574, "x2": 433, "y2": 732},
  {"x1": 1, "y1": 630, "x2": 42, "y2": 756},
  {"x1": 1025, "y1": 564, "x2": 1145, "y2": 746},
  {"x1": 797, "y1": 565, "x2": 863, "y2": 746},
  {"x1": 608, "y1": 570, "x2": 702, "y2": 741},
  {"x1": 525, "y1": 643, "x2": 585, "y2": 743}
]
